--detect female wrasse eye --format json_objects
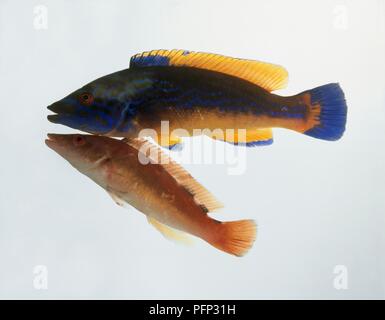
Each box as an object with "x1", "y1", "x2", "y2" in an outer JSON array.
[
  {"x1": 73, "y1": 135, "x2": 86, "y2": 146},
  {"x1": 79, "y1": 92, "x2": 94, "y2": 105}
]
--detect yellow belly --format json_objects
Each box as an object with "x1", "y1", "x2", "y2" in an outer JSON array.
[{"x1": 135, "y1": 107, "x2": 308, "y2": 145}]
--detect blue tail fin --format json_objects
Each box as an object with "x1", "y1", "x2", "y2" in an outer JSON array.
[{"x1": 303, "y1": 83, "x2": 347, "y2": 141}]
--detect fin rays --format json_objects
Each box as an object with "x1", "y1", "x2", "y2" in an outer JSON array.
[
  {"x1": 130, "y1": 49, "x2": 288, "y2": 91},
  {"x1": 125, "y1": 138, "x2": 223, "y2": 212}
]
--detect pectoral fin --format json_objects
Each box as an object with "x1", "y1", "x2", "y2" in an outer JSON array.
[
  {"x1": 107, "y1": 190, "x2": 124, "y2": 206},
  {"x1": 106, "y1": 188, "x2": 132, "y2": 209}
]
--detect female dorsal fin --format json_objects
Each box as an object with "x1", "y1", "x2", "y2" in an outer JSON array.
[
  {"x1": 129, "y1": 49, "x2": 288, "y2": 91},
  {"x1": 125, "y1": 138, "x2": 223, "y2": 213}
]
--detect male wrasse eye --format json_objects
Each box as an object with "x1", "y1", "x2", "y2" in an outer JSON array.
[
  {"x1": 79, "y1": 92, "x2": 94, "y2": 105},
  {"x1": 73, "y1": 135, "x2": 86, "y2": 146}
]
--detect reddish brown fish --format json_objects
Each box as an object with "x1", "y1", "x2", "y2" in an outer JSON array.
[{"x1": 45, "y1": 134, "x2": 256, "y2": 256}]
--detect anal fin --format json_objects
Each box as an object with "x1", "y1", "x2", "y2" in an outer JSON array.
[
  {"x1": 162, "y1": 138, "x2": 184, "y2": 151},
  {"x1": 147, "y1": 217, "x2": 193, "y2": 245},
  {"x1": 158, "y1": 136, "x2": 183, "y2": 150},
  {"x1": 211, "y1": 128, "x2": 273, "y2": 147}
]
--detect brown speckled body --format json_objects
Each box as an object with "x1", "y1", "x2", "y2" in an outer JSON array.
[
  {"x1": 46, "y1": 134, "x2": 219, "y2": 241},
  {"x1": 99, "y1": 139, "x2": 219, "y2": 239}
]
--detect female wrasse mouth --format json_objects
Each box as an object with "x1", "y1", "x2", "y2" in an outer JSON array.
[
  {"x1": 45, "y1": 133, "x2": 59, "y2": 147},
  {"x1": 45, "y1": 137, "x2": 57, "y2": 150},
  {"x1": 46, "y1": 133, "x2": 62, "y2": 141},
  {"x1": 45, "y1": 133, "x2": 70, "y2": 150}
]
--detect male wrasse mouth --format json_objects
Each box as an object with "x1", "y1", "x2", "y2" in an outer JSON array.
[
  {"x1": 47, "y1": 114, "x2": 60, "y2": 123},
  {"x1": 47, "y1": 103, "x2": 63, "y2": 123},
  {"x1": 47, "y1": 102, "x2": 71, "y2": 113},
  {"x1": 47, "y1": 102, "x2": 75, "y2": 120},
  {"x1": 47, "y1": 104, "x2": 55, "y2": 112}
]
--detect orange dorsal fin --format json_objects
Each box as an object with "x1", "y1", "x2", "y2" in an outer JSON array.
[
  {"x1": 130, "y1": 49, "x2": 288, "y2": 92},
  {"x1": 125, "y1": 138, "x2": 223, "y2": 212}
]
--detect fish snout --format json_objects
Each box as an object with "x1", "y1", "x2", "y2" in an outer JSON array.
[
  {"x1": 45, "y1": 133, "x2": 72, "y2": 150},
  {"x1": 47, "y1": 101, "x2": 71, "y2": 113},
  {"x1": 47, "y1": 101, "x2": 75, "y2": 123},
  {"x1": 46, "y1": 133, "x2": 64, "y2": 141},
  {"x1": 47, "y1": 114, "x2": 60, "y2": 123}
]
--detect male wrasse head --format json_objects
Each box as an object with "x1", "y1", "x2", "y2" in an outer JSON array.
[{"x1": 47, "y1": 79, "x2": 136, "y2": 135}]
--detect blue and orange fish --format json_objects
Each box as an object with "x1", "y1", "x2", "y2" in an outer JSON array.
[{"x1": 47, "y1": 49, "x2": 347, "y2": 148}]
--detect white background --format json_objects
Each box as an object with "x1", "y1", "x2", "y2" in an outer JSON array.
[{"x1": 0, "y1": 0, "x2": 384, "y2": 299}]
